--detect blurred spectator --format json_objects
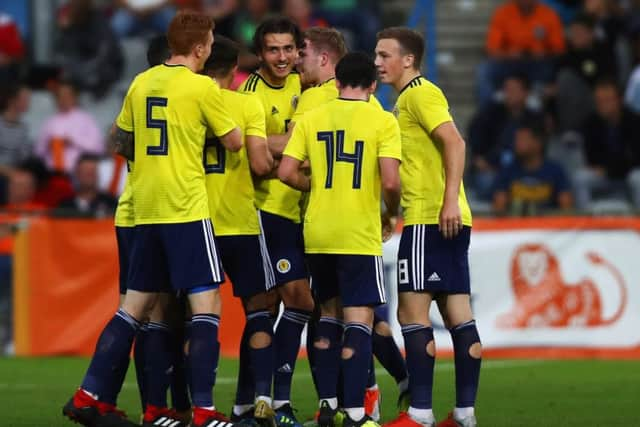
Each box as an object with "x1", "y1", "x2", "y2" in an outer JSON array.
[
  {"x1": 56, "y1": 154, "x2": 118, "y2": 217},
  {"x1": 574, "y1": 80, "x2": 640, "y2": 209},
  {"x1": 110, "y1": 0, "x2": 176, "y2": 38},
  {"x1": 541, "y1": 0, "x2": 581, "y2": 24},
  {"x1": 312, "y1": 0, "x2": 380, "y2": 52},
  {"x1": 233, "y1": 0, "x2": 273, "y2": 48},
  {"x1": 0, "y1": 12, "x2": 24, "y2": 82},
  {"x1": 55, "y1": 0, "x2": 123, "y2": 97},
  {"x1": 0, "y1": 83, "x2": 31, "y2": 174},
  {"x1": 553, "y1": 13, "x2": 616, "y2": 131},
  {"x1": 200, "y1": 0, "x2": 239, "y2": 38},
  {"x1": 283, "y1": 0, "x2": 327, "y2": 30},
  {"x1": 624, "y1": 31, "x2": 640, "y2": 113},
  {"x1": 35, "y1": 81, "x2": 104, "y2": 175},
  {"x1": 468, "y1": 74, "x2": 544, "y2": 199},
  {"x1": 493, "y1": 122, "x2": 573, "y2": 215},
  {"x1": 477, "y1": 0, "x2": 565, "y2": 105},
  {"x1": 18, "y1": 157, "x2": 75, "y2": 208}
]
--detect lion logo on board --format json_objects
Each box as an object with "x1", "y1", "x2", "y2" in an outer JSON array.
[
  {"x1": 277, "y1": 258, "x2": 291, "y2": 274},
  {"x1": 496, "y1": 244, "x2": 627, "y2": 329}
]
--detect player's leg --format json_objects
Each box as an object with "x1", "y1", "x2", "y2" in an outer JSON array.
[
  {"x1": 371, "y1": 314, "x2": 408, "y2": 410},
  {"x1": 385, "y1": 225, "x2": 437, "y2": 427},
  {"x1": 433, "y1": 226, "x2": 480, "y2": 427},
  {"x1": 338, "y1": 255, "x2": 386, "y2": 427},
  {"x1": 63, "y1": 225, "x2": 163, "y2": 427},
  {"x1": 163, "y1": 219, "x2": 229, "y2": 427},
  {"x1": 168, "y1": 295, "x2": 191, "y2": 422},
  {"x1": 307, "y1": 254, "x2": 343, "y2": 427},
  {"x1": 273, "y1": 278, "x2": 314, "y2": 416}
]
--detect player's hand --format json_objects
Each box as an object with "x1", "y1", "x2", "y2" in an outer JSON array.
[
  {"x1": 381, "y1": 212, "x2": 397, "y2": 242},
  {"x1": 439, "y1": 198, "x2": 462, "y2": 239}
]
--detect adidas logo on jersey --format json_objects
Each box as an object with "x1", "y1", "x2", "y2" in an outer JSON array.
[
  {"x1": 277, "y1": 363, "x2": 293, "y2": 373},
  {"x1": 427, "y1": 272, "x2": 441, "y2": 281},
  {"x1": 271, "y1": 106, "x2": 279, "y2": 115}
]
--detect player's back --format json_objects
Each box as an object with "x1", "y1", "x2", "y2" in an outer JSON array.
[
  {"x1": 118, "y1": 64, "x2": 234, "y2": 225},
  {"x1": 239, "y1": 72, "x2": 303, "y2": 222},
  {"x1": 205, "y1": 89, "x2": 263, "y2": 236},
  {"x1": 395, "y1": 76, "x2": 472, "y2": 226},
  {"x1": 289, "y1": 98, "x2": 401, "y2": 256}
]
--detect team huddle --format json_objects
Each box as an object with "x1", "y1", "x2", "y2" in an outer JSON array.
[{"x1": 62, "y1": 9, "x2": 481, "y2": 427}]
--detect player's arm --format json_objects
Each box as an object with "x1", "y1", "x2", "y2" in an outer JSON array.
[
  {"x1": 267, "y1": 126, "x2": 294, "y2": 158},
  {"x1": 432, "y1": 121, "x2": 465, "y2": 239},
  {"x1": 203, "y1": 81, "x2": 242, "y2": 152},
  {"x1": 380, "y1": 157, "x2": 401, "y2": 241},
  {"x1": 244, "y1": 96, "x2": 273, "y2": 176},
  {"x1": 219, "y1": 127, "x2": 242, "y2": 152},
  {"x1": 247, "y1": 135, "x2": 273, "y2": 176},
  {"x1": 110, "y1": 123, "x2": 134, "y2": 161},
  {"x1": 278, "y1": 155, "x2": 310, "y2": 191},
  {"x1": 278, "y1": 118, "x2": 310, "y2": 191}
]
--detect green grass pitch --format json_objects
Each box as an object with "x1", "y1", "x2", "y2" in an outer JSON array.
[{"x1": 1, "y1": 357, "x2": 639, "y2": 426}]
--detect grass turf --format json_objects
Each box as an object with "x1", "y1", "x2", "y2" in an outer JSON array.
[{"x1": 0, "y1": 357, "x2": 639, "y2": 426}]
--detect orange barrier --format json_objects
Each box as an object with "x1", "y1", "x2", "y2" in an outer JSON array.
[
  {"x1": 13, "y1": 216, "x2": 640, "y2": 358},
  {"x1": 13, "y1": 218, "x2": 245, "y2": 357}
]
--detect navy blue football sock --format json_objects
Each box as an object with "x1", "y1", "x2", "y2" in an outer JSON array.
[
  {"x1": 170, "y1": 321, "x2": 190, "y2": 411},
  {"x1": 100, "y1": 336, "x2": 131, "y2": 406},
  {"x1": 451, "y1": 320, "x2": 481, "y2": 408},
  {"x1": 366, "y1": 354, "x2": 376, "y2": 388},
  {"x1": 246, "y1": 310, "x2": 274, "y2": 398},
  {"x1": 402, "y1": 324, "x2": 435, "y2": 409},
  {"x1": 273, "y1": 308, "x2": 311, "y2": 401},
  {"x1": 373, "y1": 325, "x2": 408, "y2": 384},
  {"x1": 134, "y1": 323, "x2": 149, "y2": 411},
  {"x1": 188, "y1": 314, "x2": 220, "y2": 408},
  {"x1": 145, "y1": 321, "x2": 172, "y2": 409},
  {"x1": 81, "y1": 309, "x2": 140, "y2": 402},
  {"x1": 341, "y1": 323, "x2": 372, "y2": 410},
  {"x1": 314, "y1": 317, "x2": 343, "y2": 400},
  {"x1": 235, "y1": 325, "x2": 255, "y2": 406}
]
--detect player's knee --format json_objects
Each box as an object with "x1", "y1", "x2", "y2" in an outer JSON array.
[
  {"x1": 426, "y1": 339, "x2": 436, "y2": 357},
  {"x1": 373, "y1": 320, "x2": 392, "y2": 337},
  {"x1": 341, "y1": 346, "x2": 354, "y2": 360},
  {"x1": 249, "y1": 331, "x2": 272, "y2": 349},
  {"x1": 469, "y1": 342, "x2": 482, "y2": 359},
  {"x1": 281, "y1": 283, "x2": 314, "y2": 312},
  {"x1": 314, "y1": 337, "x2": 330, "y2": 350}
]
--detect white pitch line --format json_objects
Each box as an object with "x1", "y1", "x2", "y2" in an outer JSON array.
[{"x1": 0, "y1": 360, "x2": 542, "y2": 390}]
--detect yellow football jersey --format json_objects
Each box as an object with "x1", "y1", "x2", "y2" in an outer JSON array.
[
  {"x1": 114, "y1": 163, "x2": 134, "y2": 227},
  {"x1": 394, "y1": 76, "x2": 472, "y2": 226},
  {"x1": 205, "y1": 89, "x2": 266, "y2": 236},
  {"x1": 284, "y1": 98, "x2": 402, "y2": 255},
  {"x1": 291, "y1": 78, "x2": 382, "y2": 123},
  {"x1": 239, "y1": 72, "x2": 302, "y2": 222},
  {"x1": 116, "y1": 64, "x2": 236, "y2": 224}
]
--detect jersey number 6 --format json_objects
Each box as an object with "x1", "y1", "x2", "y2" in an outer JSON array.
[{"x1": 317, "y1": 130, "x2": 364, "y2": 189}]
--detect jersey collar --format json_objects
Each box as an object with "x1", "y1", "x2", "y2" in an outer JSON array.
[
  {"x1": 398, "y1": 75, "x2": 424, "y2": 95},
  {"x1": 254, "y1": 72, "x2": 286, "y2": 89}
]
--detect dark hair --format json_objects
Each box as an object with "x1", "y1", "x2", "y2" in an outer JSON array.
[
  {"x1": 503, "y1": 72, "x2": 530, "y2": 90},
  {"x1": 203, "y1": 34, "x2": 239, "y2": 76},
  {"x1": 76, "y1": 153, "x2": 101, "y2": 166},
  {"x1": 376, "y1": 27, "x2": 424, "y2": 70},
  {"x1": 594, "y1": 77, "x2": 621, "y2": 94},
  {"x1": 335, "y1": 52, "x2": 377, "y2": 89},
  {"x1": 252, "y1": 16, "x2": 302, "y2": 54},
  {"x1": 571, "y1": 13, "x2": 596, "y2": 30},
  {"x1": 147, "y1": 35, "x2": 170, "y2": 67},
  {"x1": 304, "y1": 27, "x2": 347, "y2": 63},
  {"x1": 0, "y1": 82, "x2": 25, "y2": 112},
  {"x1": 516, "y1": 119, "x2": 546, "y2": 143},
  {"x1": 167, "y1": 10, "x2": 214, "y2": 56}
]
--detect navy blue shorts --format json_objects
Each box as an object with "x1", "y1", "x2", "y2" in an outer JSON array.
[
  {"x1": 127, "y1": 219, "x2": 224, "y2": 293},
  {"x1": 115, "y1": 226, "x2": 135, "y2": 295},
  {"x1": 307, "y1": 254, "x2": 386, "y2": 307},
  {"x1": 217, "y1": 234, "x2": 274, "y2": 298},
  {"x1": 258, "y1": 210, "x2": 307, "y2": 287},
  {"x1": 397, "y1": 224, "x2": 471, "y2": 294}
]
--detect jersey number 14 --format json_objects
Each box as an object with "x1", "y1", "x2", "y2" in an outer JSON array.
[{"x1": 317, "y1": 130, "x2": 363, "y2": 189}]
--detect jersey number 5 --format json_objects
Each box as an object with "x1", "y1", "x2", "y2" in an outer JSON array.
[
  {"x1": 146, "y1": 97, "x2": 168, "y2": 155},
  {"x1": 317, "y1": 130, "x2": 364, "y2": 189}
]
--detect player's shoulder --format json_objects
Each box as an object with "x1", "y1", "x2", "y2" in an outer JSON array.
[
  {"x1": 240, "y1": 72, "x2": 262, "y2": 93},
  {"x1": 399, "y1": 76, "x2": 448, "y2": 108}
]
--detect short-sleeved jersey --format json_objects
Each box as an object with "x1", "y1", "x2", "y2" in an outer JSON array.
[
  {"x1": 114, "y1": 162, "x2": 134, "y2": 227},
  {"x1": 116, "y1": 64, "x2": 236, "y2": 224},
  {"x1": 394, "y1": 76, "x2": 472, "y2": 226},
  {"x1": 284, "y1": 98, "x2": 402, "y2": 255},
  {"x1": 239, "y1": 72, "x2": 302, "y2": 222},
  {"x1": 291, "y1": 78, "x2": 383, "y2": 123},
  {"x1": 205, "y1": 89, "x2": 266, "y2": 236}
]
